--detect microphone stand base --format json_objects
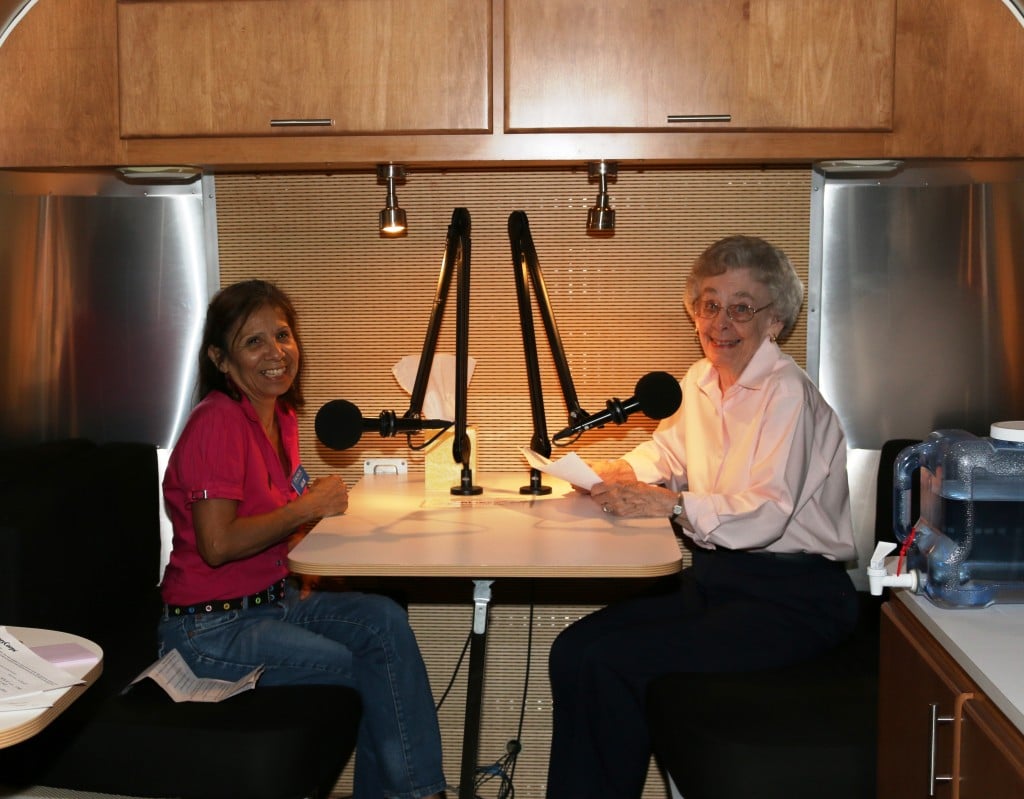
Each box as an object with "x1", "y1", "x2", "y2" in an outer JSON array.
[
  {"x1": 451, "y1": 467, "x2": 483, "y2": 496},
  {"x1": 520, "y1": 468, "x2": 552, "y2": 495}
]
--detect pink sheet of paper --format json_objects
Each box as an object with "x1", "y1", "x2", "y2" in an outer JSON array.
[{"x1": 30, "y1": 643, "x2": 99, "y2": 668}]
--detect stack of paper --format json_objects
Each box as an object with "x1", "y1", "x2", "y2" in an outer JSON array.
[{"x1": 0, "y1": 626, "x2": 86, "y2": 712}]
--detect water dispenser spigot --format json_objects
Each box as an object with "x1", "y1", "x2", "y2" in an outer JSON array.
[{"x1": 867, "y1": 541, "x2": 919, "y2": 596}]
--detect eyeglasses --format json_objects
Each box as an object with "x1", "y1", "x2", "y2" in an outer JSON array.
[{"x1": 694, "y1": 300, "x2": 773, "y2": 323}]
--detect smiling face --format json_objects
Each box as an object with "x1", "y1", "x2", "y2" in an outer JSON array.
[
  {"x1": 693, "y1": 267, "x2": 783, "y2": 390},
  {"x1": 208, "y1": 303, "x2": 300, "y2": 414}
]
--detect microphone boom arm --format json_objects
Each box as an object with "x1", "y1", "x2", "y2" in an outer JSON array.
[
  {"x1": 406, "y1": 227, "x2": 456, "y2": 424},
  {"x1": 508, "y1": 211, "x2": 588, "y2": 494},
  {"x1": 385, "y1": 208, "x2": 480, "y2": 494},
  {"x1": 450, "y1": 209, "x2": 480, "y2": 495}
]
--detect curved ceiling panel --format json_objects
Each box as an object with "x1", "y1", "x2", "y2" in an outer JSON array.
[{"x1": 0, "y1": 0, "x2": 37, "y2": 49}]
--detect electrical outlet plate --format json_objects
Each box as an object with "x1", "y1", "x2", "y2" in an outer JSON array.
[{"x1": 363, "y1": 458, "x2": 408, "y2": 475}]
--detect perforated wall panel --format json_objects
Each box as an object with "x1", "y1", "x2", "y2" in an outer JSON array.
[{"x1": 215, "y1": 166, "x2": 811, "y2": 798}]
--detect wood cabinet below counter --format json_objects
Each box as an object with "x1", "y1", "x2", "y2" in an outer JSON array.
[{"x1": 878, "y1": 596, "x2": 1024, "y2": 799}]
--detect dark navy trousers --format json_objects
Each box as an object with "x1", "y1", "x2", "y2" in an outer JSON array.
[{"x1": 546, "y1": 545, "x2": 858, "y2": 799}]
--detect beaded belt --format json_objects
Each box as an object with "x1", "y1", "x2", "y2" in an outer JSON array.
[{"x1": 166, "y1": 579, "x2": 287, "y2": 616}]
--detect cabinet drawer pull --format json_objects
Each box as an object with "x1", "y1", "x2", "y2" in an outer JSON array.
[
  {"x1": 929, "y1": 703, "x2": 954, "y2": 796},
  {"x1": 666, "y1": 114, "x2": 732, "y2": 123},
  {"x1": 269, "y1": 119, "x2": 335, "y2": 128}
]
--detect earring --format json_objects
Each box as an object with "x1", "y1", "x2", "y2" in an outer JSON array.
[{"x1": 769, "y1": 333, "x2": 778, "y2": 344}]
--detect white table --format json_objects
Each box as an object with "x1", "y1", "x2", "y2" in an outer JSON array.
[
  {"x1": 289, "y1": 471, "x2": 683, "y2": 799},
  {"x1": 0, "y1": 627, "x2": 103, "y2": 749}
]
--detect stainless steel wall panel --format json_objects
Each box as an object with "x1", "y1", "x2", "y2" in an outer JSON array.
[
  {"x1": 809, "y1": 161, "x2": 1024, "y2": 576},
  {"x1": 809, "y1": 161, "x2": 1024, "y2": 450},
  {"x1": 0, "y1": 171, "x2": 217, "y2": 448}
]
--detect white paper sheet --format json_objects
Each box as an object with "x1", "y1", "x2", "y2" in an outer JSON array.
[
  {"x1": 0, "y1": 626, "x2": 83, "y2": 711},
  {"x1": 131, "y1": 648, "x2": 263, "y2": 703},
  {"x1": 519, "y1": 447, "x2": 602, "y2": 491}
]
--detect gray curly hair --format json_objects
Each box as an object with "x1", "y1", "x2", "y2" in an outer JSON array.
[{"x1": 684, "y1": 235, "x2": 804, "y2": 338}]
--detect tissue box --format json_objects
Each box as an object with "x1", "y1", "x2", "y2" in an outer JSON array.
[{"x1": 424, "y1": 426, "x2": 477, "y2": 492}]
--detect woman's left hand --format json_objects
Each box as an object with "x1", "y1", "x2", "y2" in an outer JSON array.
[
  {"x1": 304, "y1": 474, "x2": 349, "y2": 518},
  {"x1": 590, "y1": 480, "x2": 676, "y2": 518}
]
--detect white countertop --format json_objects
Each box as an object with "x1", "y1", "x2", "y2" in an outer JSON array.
[{"x1": 896, "y1": 590, "x2": 1024, "y2": 734}]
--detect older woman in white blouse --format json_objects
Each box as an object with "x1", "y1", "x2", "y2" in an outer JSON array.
[{"x1": 545, "y1": 235, "x2": 858, "y2": 799}]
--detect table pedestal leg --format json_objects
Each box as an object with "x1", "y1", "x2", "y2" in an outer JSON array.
[{"x1": 459, "y1": 579, "x2": 493, "y2": 799}]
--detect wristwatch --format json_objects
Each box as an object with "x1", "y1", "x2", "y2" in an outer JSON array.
[{"x1": 670, "y1": 491, "x2": 685, "y2": 520}]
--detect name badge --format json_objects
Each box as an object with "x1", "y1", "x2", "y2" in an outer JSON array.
[{"x1": 291, "y1": 464, "x2": 310, "y2": 495}]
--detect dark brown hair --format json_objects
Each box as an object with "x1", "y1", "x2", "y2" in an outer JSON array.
[{"x1": 196, "y1": 279, "x2": 305, "y2": 410}]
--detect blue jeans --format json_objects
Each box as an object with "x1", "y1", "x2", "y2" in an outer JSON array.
[{"x1": 158, "y1": 583, "x2": 447, "y2": 799}]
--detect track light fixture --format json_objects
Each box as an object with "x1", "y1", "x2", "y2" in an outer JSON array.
[
  {"x1": 377, "y1": 164, "x2": 407, "y2": 237},
  {"x1": 586, "y1": 160, "x2": 617, "y2": 235}
]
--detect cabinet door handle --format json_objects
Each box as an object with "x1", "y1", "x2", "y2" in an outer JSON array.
[
  {"x1": 666, "y1": 114, "x2": 732, "y2": 123},
  {"x1": 269, "y1": 119, "x2": 335, "y2": 128},
  {"x1": 929, "y1": 703, "x2": 954, "y2": 796}
]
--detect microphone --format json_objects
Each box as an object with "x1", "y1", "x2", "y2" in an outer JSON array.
[
  {"x1": 315, "y1": 399, "x2": 451, "y2": 450},
  {"x1": 552, "y1": 371, "x2": 681, "y2": 441}
]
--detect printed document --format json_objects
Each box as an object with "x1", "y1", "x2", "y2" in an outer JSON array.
[
  {"x1": 0, "y1": 626, "x2": 84, "y2": 711},
  {"x1": 520, "y1": 448, "x2": 602, "y2": 491},
  {"x1": 131, "y1": 648, "x2": 262, "y2": 703}
]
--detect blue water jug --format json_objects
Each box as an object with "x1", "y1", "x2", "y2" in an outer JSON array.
[{"x1": 893, "y1": 423, "x2": 1024, "y2": 608}]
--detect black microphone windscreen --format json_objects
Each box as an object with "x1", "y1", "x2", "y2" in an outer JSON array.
[
  {"x1": 634, "y1": 371, "x2": 682, "y2": 419},
  {"x1": 315, "y1": 399, "x2": 365, "y2": 450}
]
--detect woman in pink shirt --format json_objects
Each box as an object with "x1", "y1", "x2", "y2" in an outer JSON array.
[
  {"x1": 545, "y1": 236, "x2": 858, "y2": 799},
  {"x1": 160, "y1": 280, "x2": 446, "y2": 799}
]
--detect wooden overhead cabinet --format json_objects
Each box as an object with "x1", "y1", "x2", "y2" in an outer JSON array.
[
  {"x1": 0, "y1": 0, "x2": 119, "y2": 168},
  {"x1": 3, "y1": 0, "x2": 1021, "y2": 168},
  {"x1": 116, "y1": 0, "x2": 491, "y2": 138},
  {"x1": 505, "y1": 0, "x2": 896, "y2": 132}
]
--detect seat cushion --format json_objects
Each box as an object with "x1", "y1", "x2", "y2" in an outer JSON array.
[
  {"x1": 0, "y1": 440, "x2": 164, "y2": 692},
  {"x1": 8, "y1": 680, "x2": 361, "y2": 799},
  {"x1": 0, "y1": 440, "x2": 361, "y2": 799},
  {"x1": 647, "y1": 594, "x2": 880, "y2": 799}
]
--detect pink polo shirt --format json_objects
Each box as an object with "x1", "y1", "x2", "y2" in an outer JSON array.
[
  {"x1": 160, "y1": 390, "x2": 299, "y2": 605},
  {"x1": 622, "y1": 338, "x2": 856, "y2": 560}
]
